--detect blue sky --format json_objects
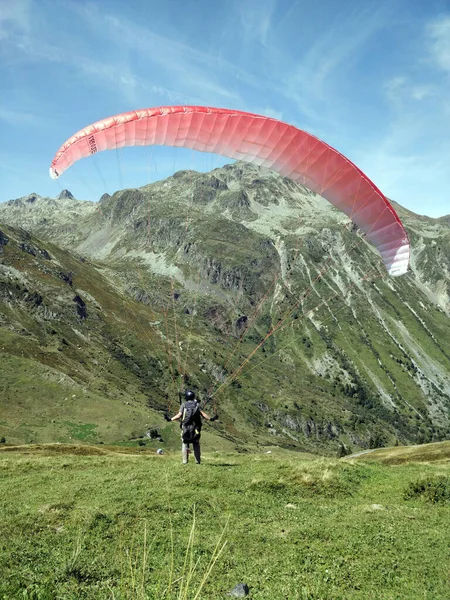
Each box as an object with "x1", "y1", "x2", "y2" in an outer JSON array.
[{"x1": 0, "y1": 0, "x2": 449, "y2": 217}]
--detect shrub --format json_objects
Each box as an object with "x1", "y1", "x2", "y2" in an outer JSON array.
[
  {"x1": 404, "y1": 476, "x2": 450, "y2": 504},
  {"x1": 337, "y1": 443, "x2": 351, "y2": 458}
]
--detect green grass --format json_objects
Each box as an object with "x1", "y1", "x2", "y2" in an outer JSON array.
[
  {"x1": 1, "y1": 444, "x2": 449, "y2": 599},
  {"x1": 62, "y1": 422, "x2": 99, "y2": 442}
]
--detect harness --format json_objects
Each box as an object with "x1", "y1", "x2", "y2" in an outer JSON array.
[{"x1": 181, "y1": 400, "x2": 202, "y2": 443}]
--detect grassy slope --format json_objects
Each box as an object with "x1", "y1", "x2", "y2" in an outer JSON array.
[
  {"x1": 0, "y1": 443, "x2": 449, "y2": 599},
  {"x1": 346, "y1": 440, "x2": 450, "y2": 465},
  {"x1": 0, "y1": 225, "x2": 168, "y2": 444},
  {"x1": 0, "y1": 222, "x2": 376, "y2": 452}
]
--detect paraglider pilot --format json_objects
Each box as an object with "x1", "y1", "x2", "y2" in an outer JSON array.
[{"x1": 164, "y1": 390, "x2": 217, "y2": 464}]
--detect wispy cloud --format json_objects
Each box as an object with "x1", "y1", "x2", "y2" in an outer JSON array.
[
  {"x1": 236, "y1": 0, "x2": 276, "y2": 47},
  {"x1": 0, "y1": 0, "x2": 31, "y2": 41},
  {"x1": 384, "y1": 76, "x2": 437, "y2": 107},
  {"x1": 1, "y1": 29, "x2": 182, "y2": 106},
  {"x1": 276, "y1": 3, "x2": 394, "y2": 132},
  {"x1": 362, "y1": 11, "x2": 450, "y2": 215},
  {"x1": 260, "y1": 107, "x2": 283, "y2": 120},
  {"x1": 383, "y1": 76, "x2": 407, "y2": 105},
  {"x1": 0, "y1": 0, "x2": 248, "y2": 108},
  {"x1": 0, "y1": 105, "x2": 45, "y2": 126},
  {"x1": 411, "y1": 85, "x2": 435, "y2": 101},
  {"x1": 64, "y1": 1, "x2": 253, "y2": 104},
  {"x1": 428, "y1": 16, "x2": 450, "y2": 72}
]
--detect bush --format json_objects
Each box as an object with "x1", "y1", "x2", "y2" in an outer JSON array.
[
  {"x1": 404, "y1": 476, "x2": 450, "y2": 504},
  {"x1": 0, "y1": 437, "x2": 5, "y2": 444},
  {"x1": 369, "y1": 431, "x2": 386, "y2": 449},
  {"x1": 337, "y1": 443, "x2": 351, "y2": 458}
]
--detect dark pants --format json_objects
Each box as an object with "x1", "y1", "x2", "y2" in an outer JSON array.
[{"x1": 182, "y1": 439, "x2": 200, "y2": 464}]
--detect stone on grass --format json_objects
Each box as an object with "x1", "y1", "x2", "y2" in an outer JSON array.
[{"x1": 228, "y1": 582, "x2": 249, "y2": 597}]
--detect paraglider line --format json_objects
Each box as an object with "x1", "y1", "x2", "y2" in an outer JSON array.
[
  {"x1": 71, "y1": 162, "x2": 99, "y2": 201},
  {"x1": 208, "y1": 272, "x2": 279, "y2": 398},
  {"x1": 170, "y1": 279, "x2": 183, "y2": 394},
  {"x1": 115, "y1": 148, "x2": 124, "y2": 191},
  {"x1": 158, "y1": 283, "x2": 180, "y2": 411},
  {"x1": 221, "y1": 267, "x2": 381, "y2": 388},
  {"x1": 92, "y1": 156, "x2": 109, "y2": 195},
  {"x1": 182, "y1": 271, "x2": 201, "y2": 380},
  {"x1": 212, "y1": 212, "x2": 387, "y2": 399},
  {"x1": 134, "y1": 265, "x2": 177, "y2": 399},
  {"x1": 212, "y1": 258, "x2": 333, "y2": 397}
]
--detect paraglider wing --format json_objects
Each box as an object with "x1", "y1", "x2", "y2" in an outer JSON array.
[{"x1": 49, "y1": 106, "x2": 409, "y2": 276}]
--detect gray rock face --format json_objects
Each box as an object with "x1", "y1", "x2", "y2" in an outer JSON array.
[
  {"x1": 0, "y1": 229, "x2": 9, "y2": 253},
  {"x1": 0, "y1": 191, "x2": 96, "y2": 245},
  {"x1": 58, "y1": 189, "x2": 74, "y2": 200}
]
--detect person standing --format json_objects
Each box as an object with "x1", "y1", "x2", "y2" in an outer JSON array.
[{"x1": 165, "y1": 390, "x2": 217, "y2": 464}]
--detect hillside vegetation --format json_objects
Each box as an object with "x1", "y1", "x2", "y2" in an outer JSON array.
[{"x1": 1, "y1": 163, "x2": 449, "y2": 452}]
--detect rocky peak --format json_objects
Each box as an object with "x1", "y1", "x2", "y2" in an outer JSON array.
[
  {"x1": 99, "y1": 193, "x2": 111, "y2": 204},
  {"x1": 57, "y1": 189, "x2": 75, "y2": 201},
  {"x1": 26, "y1": 193, "x2": 41, "y2": 204},
  {"x1": 437, "y1": 214, "x2": 450, "y2": 227},
  {"x1": 6, "y1": 192, "x2": 42, "y2": 206}
]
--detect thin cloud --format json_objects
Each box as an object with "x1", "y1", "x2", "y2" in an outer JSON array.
[
  {"x1": 357, "y1": 143, "x2": 448, "y2": 217},
  {"x1": 383, "y1": 77, "x2": 436, "y2": 106},
  {"x1": 411, "y1": 85, "x2": 435, "y2": 101},
  {"x1": 428, "y1": 16, "x2": 450, "y2": 72},
  {"x1": 0, "y1": 0, "x2": 31, "y2": 41},
  {"x1": 278, "y1": 3, "x2": 394, "y2": 129},
  {"x1": 1, "y1": 1, "x2": 241, "y2": 107},
  {"x1": 0, "y1": 105, "x2": 45, "y2": 126},
  {"x1": 64, "y1": 1, "x2": 255, "y2": 102},
  {"x1": 1, "y1": 29, "x2": 184, "y2": 106},
  {"x1": 260, "y1": 107, "x2": 283, "y2": 120},
  {"x1": 236, "y1": 0, "x2": 276, "y2": 47}
]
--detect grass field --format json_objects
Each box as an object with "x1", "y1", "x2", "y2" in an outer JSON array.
[{"x1": 1, "y1": 442, "x2": 449, "y2": 599}]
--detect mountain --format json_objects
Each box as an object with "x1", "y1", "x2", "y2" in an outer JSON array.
[{"x1": 1, "y1": 162, "x2": 449, "y2": 452}]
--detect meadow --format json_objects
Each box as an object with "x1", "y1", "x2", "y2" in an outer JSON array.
[{"x1": 1, "y1": 442, "x2": 449, "y2": 599}]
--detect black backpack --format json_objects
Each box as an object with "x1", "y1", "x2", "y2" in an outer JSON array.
[{"x1": 181, "y1": 400, "x2": 202, "y2": 443}]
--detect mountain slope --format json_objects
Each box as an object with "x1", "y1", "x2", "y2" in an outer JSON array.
[{"x1": 1, "y1": 163, "x2": 449, "y2": 451}]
